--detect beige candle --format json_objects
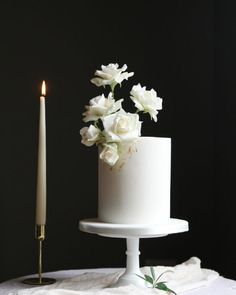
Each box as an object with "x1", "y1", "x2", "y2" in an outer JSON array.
[{"x1": 35, "y1": 81, "x2": 47, "y2": 225}]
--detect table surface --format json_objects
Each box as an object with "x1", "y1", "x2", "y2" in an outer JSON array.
[{"x1": 0, "y1": 268, "x2": 236, "y2": 295}]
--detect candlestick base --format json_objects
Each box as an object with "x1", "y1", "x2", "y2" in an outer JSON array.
[
  {"x1": 22, "y1": 277, "x2": 56, "y2": 285},
  {"x1": 23, "y1": 225, "x2": 55, "y2": 286}
]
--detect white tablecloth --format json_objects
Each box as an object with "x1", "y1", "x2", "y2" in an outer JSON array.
[{"x1": 0, "y1": 263, "x2": 235, "y2": 295}]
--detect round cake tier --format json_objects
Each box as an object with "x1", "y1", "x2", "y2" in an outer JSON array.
[{"x1": 98, "y1": 136, "x2": 171, "y2": 224}]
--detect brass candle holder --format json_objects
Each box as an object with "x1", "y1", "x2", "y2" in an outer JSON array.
[{"x1": 22, "y1": 225, "x2": 56, "y2": 285}]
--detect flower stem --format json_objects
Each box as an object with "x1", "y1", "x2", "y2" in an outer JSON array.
[{"x1": 111, "y1": 82, "x2": 117, "y2": 98}]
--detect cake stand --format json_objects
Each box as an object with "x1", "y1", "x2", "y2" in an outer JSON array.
[{"x1": 79, "y1": 218, "x2": 188, "y2": 287}]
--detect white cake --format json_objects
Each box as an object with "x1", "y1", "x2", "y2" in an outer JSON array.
[{"x1": 98, "y1": 137, "x2": 171, "y2": 224}]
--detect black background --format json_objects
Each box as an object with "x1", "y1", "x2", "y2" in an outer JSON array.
[{"x1": 1, "y1": 0, "x2": 236, "y2": 283}]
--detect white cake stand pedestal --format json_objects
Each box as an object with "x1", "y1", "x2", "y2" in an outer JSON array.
[{"x1": 79, "y1": 218, "x2": 188, "y2": 287}]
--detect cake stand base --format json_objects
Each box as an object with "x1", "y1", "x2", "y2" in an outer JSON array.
[
  {"x1": 79, "y1": 218, "x2": 188, "y2": 287},
  {"x1": 112, "y1": 237, "x2": 145, "y2": 287}
]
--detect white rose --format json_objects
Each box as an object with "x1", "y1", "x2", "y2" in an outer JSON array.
[
  {"x1": 91, "y1": 63, "x2": 134, "y2": 88},
  {"x1": 83, "y1": 93, "x2": 123, "y2": 122},
  {"x1": 130, "y1": 83, "x2": 162, "y2": 122},
  {"x1": 99, "y1": 143, "x2": 119, "y2": 166},
  {"x1": 80, "y1": 125, "x2": 100, "y2": 146},
  {"x1": 102, "y1": 109, "x2": 141, "y2": 143}
]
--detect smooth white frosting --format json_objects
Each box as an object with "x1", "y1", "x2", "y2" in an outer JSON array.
[{"x1": 98, "y1": 137, "x2": 171, "y2": 224}]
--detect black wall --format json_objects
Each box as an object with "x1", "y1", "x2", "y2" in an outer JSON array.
[{"x1": 1, "y1": 0, "x2": 236, "y2": 282}]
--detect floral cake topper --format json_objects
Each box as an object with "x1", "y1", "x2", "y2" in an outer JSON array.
[{"x1": 80, "y1": 63, "x2": 163, "y2": 167}]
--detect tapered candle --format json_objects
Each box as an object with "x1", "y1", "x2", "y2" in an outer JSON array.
[{"x1": 35, "y1": 81, "x2": 47, "y2": 225}]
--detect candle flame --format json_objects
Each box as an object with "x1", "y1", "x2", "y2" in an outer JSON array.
[{"x1": 41, "y1": 80, "x2": 46, "y2": 96}]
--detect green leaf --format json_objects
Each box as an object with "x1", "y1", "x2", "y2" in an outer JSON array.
[
  {"x1": 136, "y1": 268, "x2": 177, "y2": 294},
  {"x1": 155, "y1": 282, "x2": 177, "y2": 295},
  {"x1": 136, "y1": 273, "x2": 153, "y2": 287},
  {"x1": 154, "y1": 270, "x2": 173, "y2": 285},
  {"x1": 144, "y1": 274, "x2": 154, "y2": 285},
  {"x1": 150, "y1": 266, "x2": 156, "y2": 281}
]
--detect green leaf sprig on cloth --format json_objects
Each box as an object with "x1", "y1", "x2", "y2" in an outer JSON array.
[{"x1": 137, "y1": 266, "x2": 177, "y2": 294}]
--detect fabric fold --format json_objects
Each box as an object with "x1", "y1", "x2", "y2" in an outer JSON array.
[{"x1": 10, "y1": 257, "x2": 219, "y2": 295}]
